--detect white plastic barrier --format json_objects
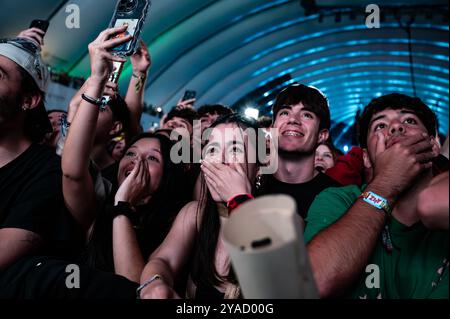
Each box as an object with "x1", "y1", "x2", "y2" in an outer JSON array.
[{"x1": 222, "y1": 194, "x2": 318, "y2": 299}]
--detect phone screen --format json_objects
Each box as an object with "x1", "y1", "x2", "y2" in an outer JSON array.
[{"x1": 111, "y1": 19, "x2": 139, "y2": 53}]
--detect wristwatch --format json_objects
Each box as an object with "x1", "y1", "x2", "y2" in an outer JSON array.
[{"x1": 110, "y1": 201, "x2": 136, "y2": 222}]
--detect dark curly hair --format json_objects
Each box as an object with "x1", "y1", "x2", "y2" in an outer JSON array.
[
  {"x1": 358, "y1": 93, "x2": 438, "y2": 148},
  {"x1": 108, "y1": 95, "x2": 130, "y2": 132},
  {"x1": 17, "y1": 66, "x2": 52, "y2": 142},
  {"x1": 197, "y1": 104, "x2": 233, "y2": 118},
  {"x1": 164, "y1": 107, "x2": 199, "y2": 124}
]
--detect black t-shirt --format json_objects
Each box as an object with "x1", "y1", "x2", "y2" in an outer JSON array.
[
  {"x1": 101, "y1": 161, "x2": 119, "y2": 192},
  {"x1": 84, "y1": 202, "x2": 179, "y2": 273},
  {"x1": 0, "y1": 144, "x2": 81, "y2": 260},
  {"x1": 256, "y1": 172, "x2": 340, "y2": 219}
]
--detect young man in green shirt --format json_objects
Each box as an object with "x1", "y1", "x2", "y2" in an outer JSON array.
[{"x1": 304, "y1": 93, "x2": 448, "y2": 299}]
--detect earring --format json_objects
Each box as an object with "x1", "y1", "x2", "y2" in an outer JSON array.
[
  {"x1": 255, "y1": 173, "x2": 263, "y2": 190},
  {"x1": 22, "y1": 105, "x2": 28, "y2": 111}
]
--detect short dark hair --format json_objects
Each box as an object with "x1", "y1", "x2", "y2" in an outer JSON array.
[
  {"x1": 47, "y1": 109, "x2": 67, "y2": 115},
  {"x1": 108, "y1": 95, "x2": 130, "y2": 131},
  {"x1": 358, "y1": 93, "x2": 438, "y2": 148},
  {"x1": 164, "y1": 107, "x2": 198, "y2": 124},
  {"x1": 17, "y1": 65, "x2": 52, "y2": 142},
  {"x1": 257, "y1": 116, "x2": 272, "y2": 128},
  {"x1": 197, "y1": 104, "x2": 233, "y2": 118},
  {"x1": 17, "y1": 65, "x2": 44, "y2": 101},
  {"x1": 272, "y1": 83, "x2": 331, "y2": 131}
]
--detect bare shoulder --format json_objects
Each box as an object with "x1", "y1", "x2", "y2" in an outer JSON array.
[
  {"x1": 181, "y1": 201, "x2": 200, "y2": 214},
  {"x1": 175, "y1": 201, "x2": 202, "y2": 228}
]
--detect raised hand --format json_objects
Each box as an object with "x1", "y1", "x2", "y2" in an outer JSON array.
[
  {"x1": 17, "y1": 28, "x2": 45, "y2": 47},
  {"x1": 176, "y1": 98, "x2": 196, "y2": 110},
  {"x1": 131, "y1": 40, "x2": 151, "y2": 74},
  {"x1": 115, "y1": 158, "x2": 151, "y2": 206},
  {"x1": 88, "y1": 26, "x2": 130, "y2": 84},
  {"x1": 372, "y1": 132, "x2": 438, "y2": 199}
]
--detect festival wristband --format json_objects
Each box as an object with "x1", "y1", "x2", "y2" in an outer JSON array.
[{"x1": 359, "y1": 191, "x2": 392, "y2": 216}]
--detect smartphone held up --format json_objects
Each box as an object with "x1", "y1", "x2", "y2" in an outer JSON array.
[
  {"x1": 182, "y1": 90, "x2": 197, "y2": 102},
  {"x1": 101, "y1": 0, "x2": 151, "y2": 107},
  {"x1": 108, "y1": 0, "x2": 151, "y2": 56}
]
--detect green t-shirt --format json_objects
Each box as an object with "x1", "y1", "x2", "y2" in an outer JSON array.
[{"x1": 304, "y1": 185, "x2": 449, "y2": 299}]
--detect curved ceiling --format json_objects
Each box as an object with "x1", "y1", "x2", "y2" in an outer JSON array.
[{"x1": 0, "y1": 0, "x2": 448, "y2": 148}]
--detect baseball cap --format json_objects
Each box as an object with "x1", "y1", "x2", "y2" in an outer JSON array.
[
  {"x1": 0, "y1": 37, "x2": 50, "y2": 92},
  {"x1": 0, "y1": 37, "x2": 52, "y2": 141}
]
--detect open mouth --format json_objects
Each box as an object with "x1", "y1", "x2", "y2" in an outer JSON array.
[
  {"x1": 123, "y1": 164, "x2": 135, "y2": 177},
  {"x1": 315, "y1": 164, "x2": 326, "y2": 172}
]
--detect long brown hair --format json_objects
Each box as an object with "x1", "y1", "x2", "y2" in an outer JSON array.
[{"x1": 191, "y1": 114, "x2": 263, "y2": 290}]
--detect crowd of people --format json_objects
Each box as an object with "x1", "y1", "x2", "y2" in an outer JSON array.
[{"x1": 0, "y1": 25, "x2": 448, "y2": 299}]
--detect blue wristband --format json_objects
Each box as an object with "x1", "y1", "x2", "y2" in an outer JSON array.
[{"x1": 360, "y1": 191, "x2": 392, "y2": 216}]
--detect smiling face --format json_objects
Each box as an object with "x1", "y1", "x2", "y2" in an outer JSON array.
[
  {"x1": 315, "y1": 144, "x2": 335, "y2": 172},
  {"x1": 117, "y1": 137, "x2": 164, "y2": 194},
  {"x1": 164, "y1": 116, "x2": 193, "y2": 136},
  {"x1": 365, "y1": 108, "x2": 429, "y2": 165},
  {"x1": 272, "y1": 102, "x2": 328, "y2": 155}
]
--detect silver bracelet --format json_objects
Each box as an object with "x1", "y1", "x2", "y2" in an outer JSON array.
[{"x1": 136, "y1": 274, "x2": 163, "y2": 299}]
